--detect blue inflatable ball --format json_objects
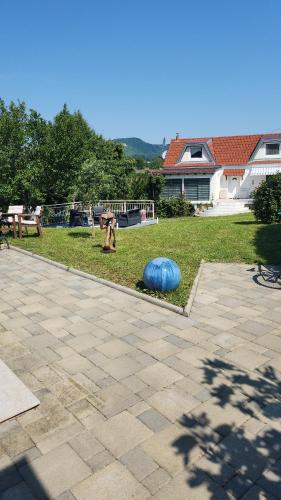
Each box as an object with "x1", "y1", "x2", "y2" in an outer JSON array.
[{"x1": 143, "y1": 257, "x2": 181, "y2": 292}]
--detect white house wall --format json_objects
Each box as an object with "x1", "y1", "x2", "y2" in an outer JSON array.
[
  {"x1": 216, "y1": 168, "x2": 266, "y2": 200},
  {"x1": 252, "y1": 141, "x2": 281, "y2": 161},
  {"x1": 180, "y1": 146, "x2": 210, "y2": 163}
]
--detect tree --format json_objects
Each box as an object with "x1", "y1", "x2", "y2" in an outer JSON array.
[
  {"x1": 128, "y1": 171, "x2": 164, "y2": 200},
  {"x1": 0, "y1": 100, "x2": 49, "y2": 207},
  {"x1": 76, "y1": 156, "x2": 136, "y2": 202},
  {"x1": 252, "y1": 173, "x2": 281, "y2": 223}
]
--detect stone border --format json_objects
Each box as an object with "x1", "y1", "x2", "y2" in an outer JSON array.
[
  {"x1": 183, "y1": 259, "x2": 205, "y2": 316},
  {"x1": 10, "y1": 246, "x2": 204, "y2": 317}
]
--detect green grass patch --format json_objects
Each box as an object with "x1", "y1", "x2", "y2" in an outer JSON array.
[{"x1": 10, "y1": 214, "x2": 281, "y2": 307}]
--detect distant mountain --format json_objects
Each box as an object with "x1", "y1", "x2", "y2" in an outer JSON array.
[{"x1": 114, "y1": 137, "x2": 166, "y2": 160}]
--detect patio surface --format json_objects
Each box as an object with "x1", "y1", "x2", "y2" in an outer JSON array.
[{"x1": 0, "y1": 251, "x2": 281, "y2": 499}]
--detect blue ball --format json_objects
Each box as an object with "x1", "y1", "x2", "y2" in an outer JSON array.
[{"x1": 143, "y1": 257, "x2": 181, "y2": 292}]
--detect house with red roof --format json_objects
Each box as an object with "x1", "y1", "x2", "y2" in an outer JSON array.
[{"x1": 159, "y1": 133, "x2": 281, "y2": 209}]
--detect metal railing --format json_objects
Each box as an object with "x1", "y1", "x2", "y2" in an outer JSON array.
[
  {"x1": 41, "y1": 200, "x2": 155, "y2": 226},
  {"x1": 98, "y1": 200, "x2": 155, "y2": 220}
]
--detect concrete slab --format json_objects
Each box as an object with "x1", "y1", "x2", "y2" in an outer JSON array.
[{"x1": 0, "y1": 359, "x2": 39, "y2": 423}]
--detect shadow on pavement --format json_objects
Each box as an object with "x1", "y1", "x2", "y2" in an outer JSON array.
[
  {"x1": 0, "y1": 457, "x2": 50, "y2": 499},
  {"x1": 172, "y1": 357, "x2": 281, "y2": 498}
]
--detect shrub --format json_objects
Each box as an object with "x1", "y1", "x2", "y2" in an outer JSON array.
[
  {"x1": 156, "y1": 193, "x2": 194, "y2": 218},
  {"x1": 252, "y1": 173, "x2": 281, "y2": 223}
]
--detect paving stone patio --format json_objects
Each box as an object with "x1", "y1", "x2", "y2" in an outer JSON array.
[{"x1": 0, "y1": 251, "x2": 281, "y2": 498}]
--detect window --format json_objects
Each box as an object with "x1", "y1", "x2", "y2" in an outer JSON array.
[
  {"x1": 162, "y1": 179, "x2": 182, "y2": 197},
  {"x1": 190, "y1": 146, "x2": 203, "y2": 159},
  {"x1": 184, "y1": 178, "x2": 210, "y2": 201},
  {"x1": 266, "y1": 143, "x2": 280, "y2": 156}
]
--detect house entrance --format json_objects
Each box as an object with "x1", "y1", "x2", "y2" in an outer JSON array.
[{"x1": 227, "y1": 176, "x2": 240, "y2": 198}]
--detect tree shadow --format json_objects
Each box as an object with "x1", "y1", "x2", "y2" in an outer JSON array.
[
  {"x1": 0, "y1": 457, "x2": 50, "y2": 499},
  {"x1": 254, "y1": 223, "x2": 281, "y2": 264},
  {"x1": 172, "y1": 357, "x2": 281, "y2": 498},
  {"x1": 233, "y1": 221, "x2": 259, "y2": 225},
  {"x1": 68, "y1": 232, "x2": 92, "y2": 238}
]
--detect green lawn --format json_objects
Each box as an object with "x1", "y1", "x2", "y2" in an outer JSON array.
[{"x1": 10, "y1": 214, "x2": 281, "y2": 307}]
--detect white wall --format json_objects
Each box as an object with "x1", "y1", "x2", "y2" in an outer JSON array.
[
  {"x1": 215, "y1": 168, "x2": 266, "y2": 200},
  {"x1": 253, "y1": 141, "x2": 281, "y2": 160},
  {"x1": 180, "y1": 145, "x2": 210, "y2": 163}
]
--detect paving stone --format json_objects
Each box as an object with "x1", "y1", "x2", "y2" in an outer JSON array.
[
  {"x1": 71, "y1": 461, "x2": 149, "y2": 499},
  {"x1": 241, "y1": 484, "x2": 276, "y2": 499},
  {"x1": 225, "y1": 347, "x2": 268, "y2": 370},
  {"x1": 103, "y1": 355, "x2": 142, "y2": 380},
  {"x1": 138, "y1": 408, "x2": 170, "y2": 432},
  {"x1": 128, "y1": 401, "x2": 151, "y2": 416},
  {"x1": 212, "y1": 332, "x2": 246, "y2": 349},
  {"x1": 120, "y1": 446, "x2": 158, "y2": 480},
  {"x1": 36, "y1": 422, "x2": 83, "y2": 454},
  {"x1": 137, "y1": 362, "x2": 183, "y2": 390},
  {"x1": 141, "y1": 424, "x2": 203, "y2": 476},
  {"x1": 141, "y1": 467, "x2": 171, "y2": 495},
  {"x1": 19, "y1": 443, "x2": 91, "y2": 498},
  {"x1": 69, "y1": 430, "x2": 104, "y2": 461},
  {"x1": 148, "y1": 386, "x2": 200, "y2": 422},
  {"x1": 134, "y1": 326, "x2": 169, "y2": 342},
  {"x1": 256, "y1": 334, "x2": 281, "y2": 353},
  {"x1": 0, "y1": 430, "x2": 34, "y2": 458},
  {"x1": 257, "y1": 459, "x2": 281, "y2": 498},
  {"x1": 0, "y1": 482, "x2": 36, "y2": 500},
  {"x1": 224, "y1": 474, "x2": 254, "y2": 499},
  {"x1": 86, "y1": 449, "x2": 115, "y2": 472},
  {"x1": 199, "y1": 316, "x2": 238, "y2": 331},
  {"x1": 177, "y1": 345, "x2": 215, "y2": 368},
  {"x1": 88, "y1": 382, "x2": 139, "y2": 418},
  {"x1": 56, "y1": 491, "x2": 76, "y2": 500},
  {"x1": 66, "y1": 334, "x2": 102, "y2": 353},
  {"x1": 95, "y1": 376, "x2": 116, "y2": 388},
  {"x1": 216, "y1": 431, "x2": 270, "y2": 481},
  {"x1": 56, "y1": 353, "x2": 94, "y2": 374},
  {"x1": 194, "y1": 452, "x2": 235, "y2": 485},
  {"x1": 191, "y1": 396, "x2": 249, "y2": 434},
  {"x1": 93, "y1": 411, "x2": 152, "y2": 458},
  {"x1": 95, "y1": 338, "x2": 134, "y2": 358},
  {"x1": 139, "y1": 339, "x2": 180, "y2": 360},
  {"x1": 153, "y1": 468, "x2": 228, "y2": 499},
  {"x1": 239, "y1": 320, "x2": 274, "y2": 337},
  {"x1": 121, "y1": 374, "x2": 147, "y2": 393}
]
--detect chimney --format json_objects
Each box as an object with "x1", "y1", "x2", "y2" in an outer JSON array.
[{"x1": 176, "y1": 132, "x2": 180, "y2": 139}]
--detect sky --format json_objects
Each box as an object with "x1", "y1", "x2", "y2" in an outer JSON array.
[{"x1": 1, "y1": 0, "x2": 281, "y2": 143}]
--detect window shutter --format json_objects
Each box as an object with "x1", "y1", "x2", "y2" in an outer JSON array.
[{"x1": 162, "y1": 179, "x2": 182, "y2": 197}]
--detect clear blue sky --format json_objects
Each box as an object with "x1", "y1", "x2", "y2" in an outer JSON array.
[{"x1": 1, "y1": 0, "x2": 281, "y2": 143}]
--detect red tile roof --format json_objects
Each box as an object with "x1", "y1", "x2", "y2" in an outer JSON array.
[
  {"x1": 223, "y1": 169, "x2": 245, "y2": 176},
  {"x1": 163, "y1": 133, "x2": 281, "y2": 168},
  {"x1": 157, "y1": 167, "x2": 217, "y2": 174}
]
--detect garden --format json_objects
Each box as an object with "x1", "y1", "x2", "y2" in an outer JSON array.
[{"x1": 11, "y1": 213, "x2": 281, "y2": 307}]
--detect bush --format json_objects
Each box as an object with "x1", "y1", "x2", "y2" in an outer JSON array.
[
  {"x1": 252, "y1": 173, "x2": 281, "y2": 223},
  {"x1": 156, "y1": 193, "x2": 195, "y2": 218}
]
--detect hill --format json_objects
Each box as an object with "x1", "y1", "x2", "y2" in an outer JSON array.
[{"x1": 114, "y1": 137, "x2": 166, "y2": 160}]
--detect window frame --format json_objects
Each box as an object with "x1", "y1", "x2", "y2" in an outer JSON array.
[
  {"x1": 265, "y1": 143, "x2": 280, "y2": 156},
  {"x1": 190, "y1": 145, "x2": 203, "y2": 159}
]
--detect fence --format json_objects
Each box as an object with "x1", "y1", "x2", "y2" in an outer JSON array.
[{"x1": 41, "y1": 200, "x2": 155, "y2": 226}]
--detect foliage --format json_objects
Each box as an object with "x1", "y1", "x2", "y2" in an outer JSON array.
[
  {"x1": 252, "y1": 173, "x2": 281, "y2": 223},
  {"x1": 76, "y1": 156, "x2": 136, "y2": 202},
  {"x1": 11, "y1": 213, "x2": 281, "y2": 307},
  {"x1": 0, "y1": 99, "x2": 125, "y2": 207},
  {"x1": 156, "y1": 193, "x2": 195, "y2": 217},
  {"x1": 128, "y1": 171, "x2": 164, "y2": 200},
  {"x1": 0, "y1": 99, "x2": 50, "y2": 208}
]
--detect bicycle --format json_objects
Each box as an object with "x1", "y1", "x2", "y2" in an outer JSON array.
[{"x1": 256, "y1": 262, "x2": 281, "y2": 289}]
